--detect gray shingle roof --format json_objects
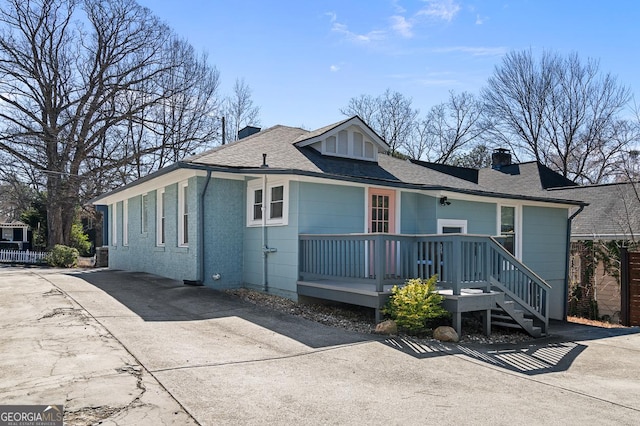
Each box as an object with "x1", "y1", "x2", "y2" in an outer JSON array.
[
  {"x1": 183, "y1": 119, "x2": 585, "y2": 205},
  {"x1": 550, "y1": 183, "x2": 640, "y2": 240}
]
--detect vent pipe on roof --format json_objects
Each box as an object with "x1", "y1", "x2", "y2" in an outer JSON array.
[
  {"x1": 491, "y1": 148, "x2": 512, "y2": 170},
  {"x1": 261, "y1": 153, "x2": 268, "y2": 168}
]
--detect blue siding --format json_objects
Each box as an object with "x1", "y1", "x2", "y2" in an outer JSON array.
[
  {"x1": 298, "y1": 182, "x2": 365, "y2": 233},
  {"x1": 522, "y1": 205, "x2": 569, "y2": 320},
  {"x1": 437, "y1": 198, "x2": 496, "y2": 235},
  {"x1": 202, "y1": 177, "x2": 245, "y2": 288},
  {"x1": 109, "y1": 179, "x2": 199, "y2": 282},
  {"x1": 400, "y1": 192, "x2": 435, "y2": 234}
]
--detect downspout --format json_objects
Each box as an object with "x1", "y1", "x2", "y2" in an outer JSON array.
[
  {"x1": 198, "y1": 170, "x2": 213, "y2": 285},
  {"x1": 262, "y1": 173, "x2": 268, "y2": 291},
  {"x1": 563, "y1": 204, "x2": 585, "y2": 320},
  {"x1": 260, "y1": 154, "x2": 276, "y2": 292}
]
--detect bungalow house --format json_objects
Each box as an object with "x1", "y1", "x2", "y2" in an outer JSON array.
[
  {"x1": 91, "y1": 116, "x2": 587, "y2": 336},
  {"x1": 0, "y1": 219, "x2": 30, "y2": 250}
]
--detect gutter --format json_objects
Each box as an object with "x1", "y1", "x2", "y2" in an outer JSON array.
[
  {"x1": 193, "y1": 170, "x2": 212, "y2": 285},
  {"x1": 563, "y1": 204, "x2": 585, "y2": 320}
]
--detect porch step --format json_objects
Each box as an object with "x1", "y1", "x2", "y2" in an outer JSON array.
[{"x1": 493, "y1": 300, "x2": 544, "y2": 338}]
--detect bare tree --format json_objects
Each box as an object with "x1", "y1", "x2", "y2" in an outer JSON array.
[
  {"x1": 407, "y1": 90, "x2": 487, "y2": 163},
  {"x1": 0, "y1": 0, "x2": 221, "y2": 247},
  {"x1": 341, "y1": 89, "x2": 418, "y2": 154},
  {"x1": 449, "y1": 144, "x2": 492, "y2": 168},
  {"x1": 482, "y1": 49, "x2": 633, "y2": 184},
  {"x1": 223, "y1": 77, "x2": 260, "y2": 143}
]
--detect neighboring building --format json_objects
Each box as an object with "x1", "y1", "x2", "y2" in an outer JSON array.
[
  {"x1": 0, "y1": 220, "x2": 30, "y2": 250},
  {"x1": 552, "y1": 183, "x2": 640, "y2": 321},
  {"x1": 92, "y1": 116, "x2": 587, "y2": 335}
]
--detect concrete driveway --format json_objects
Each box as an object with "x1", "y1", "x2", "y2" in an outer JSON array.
[{"x1": 2, "y1": 267, "x2": 640, "y2": 425}]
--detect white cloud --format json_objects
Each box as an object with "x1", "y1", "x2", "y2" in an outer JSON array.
[
  {"x1": 331, "y1": 20, "x2": 386, "y2": 43},
  {"x1": 390, "y1": 15, "x2": 413, "y2": 38},
  {"x1": 325, "y1": 11, "x2": 337, "y2": 23},
  {"x1": 391, "y1": 0, "x2": 406, "y2": 13},
  {"x1": 417, "y1": 0, "x2": 461, "y2": 22},
  {"x1": 475, "y1": 14, "x2": 489, "y2": 25},
  {"x1": 330, "y1": 65, "x2": 340, "y2": 72}
]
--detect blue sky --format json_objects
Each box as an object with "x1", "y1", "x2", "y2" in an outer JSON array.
[{"x1": 138, "y1": 0, "x2": 640, "y2": 131}]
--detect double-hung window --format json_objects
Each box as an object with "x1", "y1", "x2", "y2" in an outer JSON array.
[
  {"x1": 247, "y1": 179, "x2": 288, "y2": 226},
  {"x1": 141, "y1": 193, "x2": 148, "y2": 234},
  {"x1": 157, "y1": 188, "x2": 165, "y2": 246},
  {"x1": 111, "y1": 203, "x2": 117, "y2": 246},
  {"x1": 178, "y1": 181, "x2": 189, "y2": 246},
  {"x1": 122, "y1": 199, "x2": 129, "y2": 246}
]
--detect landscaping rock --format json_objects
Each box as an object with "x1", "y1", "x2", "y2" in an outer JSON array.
[
  {"x1": 375, "y1": 319, "x2": 398, "y2": 335},
  {"x1": 433, "y1": 326, "x2": 459, "y2": 342}
]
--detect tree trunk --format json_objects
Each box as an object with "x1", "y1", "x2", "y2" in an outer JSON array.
[{"x1": 46, "y1": 175, "x2": 77, "y2": 248}]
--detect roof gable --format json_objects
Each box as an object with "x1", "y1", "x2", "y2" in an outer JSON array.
[{"x1": 294, "y1": 116, "x2": 389, "y2": 162}]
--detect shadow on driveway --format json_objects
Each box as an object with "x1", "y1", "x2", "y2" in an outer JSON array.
[
  {"x1": 67, "y1": 269, "x2": 376, "y2": 350},
  {"x1": 382, "y1": 320, "x2": 639, "y2": 376},
  {"x1": 68, "y1": 269, "x2": 639, "y2": 376}
]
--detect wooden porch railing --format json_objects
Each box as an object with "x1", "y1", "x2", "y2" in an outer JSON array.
[{"x1": 299, "y1": 233, "x2": 550, "y2": 327}]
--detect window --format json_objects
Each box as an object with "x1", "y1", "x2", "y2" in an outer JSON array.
[
  {"x1": 178, "y1": 181, "x2": 189, "y2": 246},
  {"x1": 157, "y1": 188, "x2": 165, "y2": 246},
  {"x1": 270, "y1": 185, "x2": 284, "y2": 219},
  {"x1": 141, "y1": 193, "x2": 148, "y2": 233},
  {"x1": 371, "y1": 194, "x2": 390, "y2": 233},
  {"x1": 500, "y1": 205, "x2": 516, "y2": 255},
  {"x1": 111, "y1": 203, "x2": 117, "y2": 246},
  {"x1": 437, "y1": 219, "x2": 467, "y2": 234},
  {"x1": 253, "y1": 189, "x2": 263, "y2": 220},
  {"x1": 122, "y1": 199, "x2": 129, "y2": 246},
  {"x1": 247, "y1": 179, "x2": 288, "y2": 226}
]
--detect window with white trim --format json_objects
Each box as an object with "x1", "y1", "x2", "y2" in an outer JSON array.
[
  {"x1": 141, "y1": 193, "x2": 148, "y2": 234},
  {"x1": 437, "y1": 219, "x2": 467, "y2": 234},
  {"x1": 157, "y1": 188, "x2": 165, "y2": 246},
  {"x1": 122, "y1": 199, "x2": 129, "y2": 246},
  {"x1": 247, "y1": 179, "x2": 288, "y2": 226},
  {"x1": 111, "y1": 203, "x2": 117, "y2": 246},
  {"x1": 498, "y1": 204, "x2": 520, "y2": 258},
  {"x1": 178, "y1": 181, "x2": 189, "y2": 246}
]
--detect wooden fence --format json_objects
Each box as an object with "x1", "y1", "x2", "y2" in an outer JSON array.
[
  {"x1": 622, "y1": 250, "x2": 640, "y2": 326},
  {"x1": 0, "y1": 250, "x2": 48, "y2": 264}
]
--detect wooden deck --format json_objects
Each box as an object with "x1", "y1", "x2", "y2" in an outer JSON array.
[
  {"x1": 298, "y1": 233, "x2": 550, "y2": 337},
  {"x1": 297, "y1": 279, "x2": 504, "y2": 336}
]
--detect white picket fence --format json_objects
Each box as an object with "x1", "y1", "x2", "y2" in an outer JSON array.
[{"x1": 0, "y1": 249, "x2": 48, "y2": 264}]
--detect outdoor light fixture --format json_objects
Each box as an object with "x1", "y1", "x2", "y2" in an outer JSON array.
[{"x1": 440, "y1": 196, "x2": 451, "y2": 206}]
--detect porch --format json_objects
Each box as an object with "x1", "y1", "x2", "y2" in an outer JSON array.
[{"x1": 298, "y1": 233, "x2": 550, "y2": 337}]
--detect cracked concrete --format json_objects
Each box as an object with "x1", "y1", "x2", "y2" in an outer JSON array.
[
  {"x1": 3, "y1": 266, "x2": 640, "y2": 425},
  {"x1": 0, "y1": 266, "x2": 196, "y2": 425}
]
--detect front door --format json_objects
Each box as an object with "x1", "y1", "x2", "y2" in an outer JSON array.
[
  {"x1": 368, "y1": 188, "x2": 396, "y2": 278},
  {"x1": 368, "y1": 188, "x2": 395, "y2": 234}
]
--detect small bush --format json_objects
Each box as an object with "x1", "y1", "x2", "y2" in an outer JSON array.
[
  {"x1": 47, "y1": 244, "x2": 79, "y2": 268},
  {"x1": 383, "y1": 276, "x2": 449, "y2": 334},
  {"x1": 70, "y1": 222, "x2": 92, "y2": 256}
]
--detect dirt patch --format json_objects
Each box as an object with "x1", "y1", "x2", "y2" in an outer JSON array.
[{"x1": 567, "y1": 316, "x2": 627, "y2": 328}]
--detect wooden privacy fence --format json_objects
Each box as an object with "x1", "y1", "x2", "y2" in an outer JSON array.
[
  {"x1": 621, "y1": 250, "x2": 640, "y2": 326},
  {"x1": 0, "y1": 250, "x2": 48, "y2": 264}
]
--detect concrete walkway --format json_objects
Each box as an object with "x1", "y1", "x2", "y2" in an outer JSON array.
[{"x1": 2, "y1": 267, "x2": 640, "y2": 425}]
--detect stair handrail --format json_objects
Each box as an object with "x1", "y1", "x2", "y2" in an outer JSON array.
[{"x1": 487, "y1": 236, "x2": 550, "y2": 326}]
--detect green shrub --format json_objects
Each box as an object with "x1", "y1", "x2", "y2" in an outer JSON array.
[
  {"x1": 47, "y1": 244, "x2": 79, "y2": 268},
  {"x1": 383, "y1": 276, "x2": 449, "y2": 333},
  {"x1": 70, "y1": 222, "x2": 92, "y2": 256}
]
